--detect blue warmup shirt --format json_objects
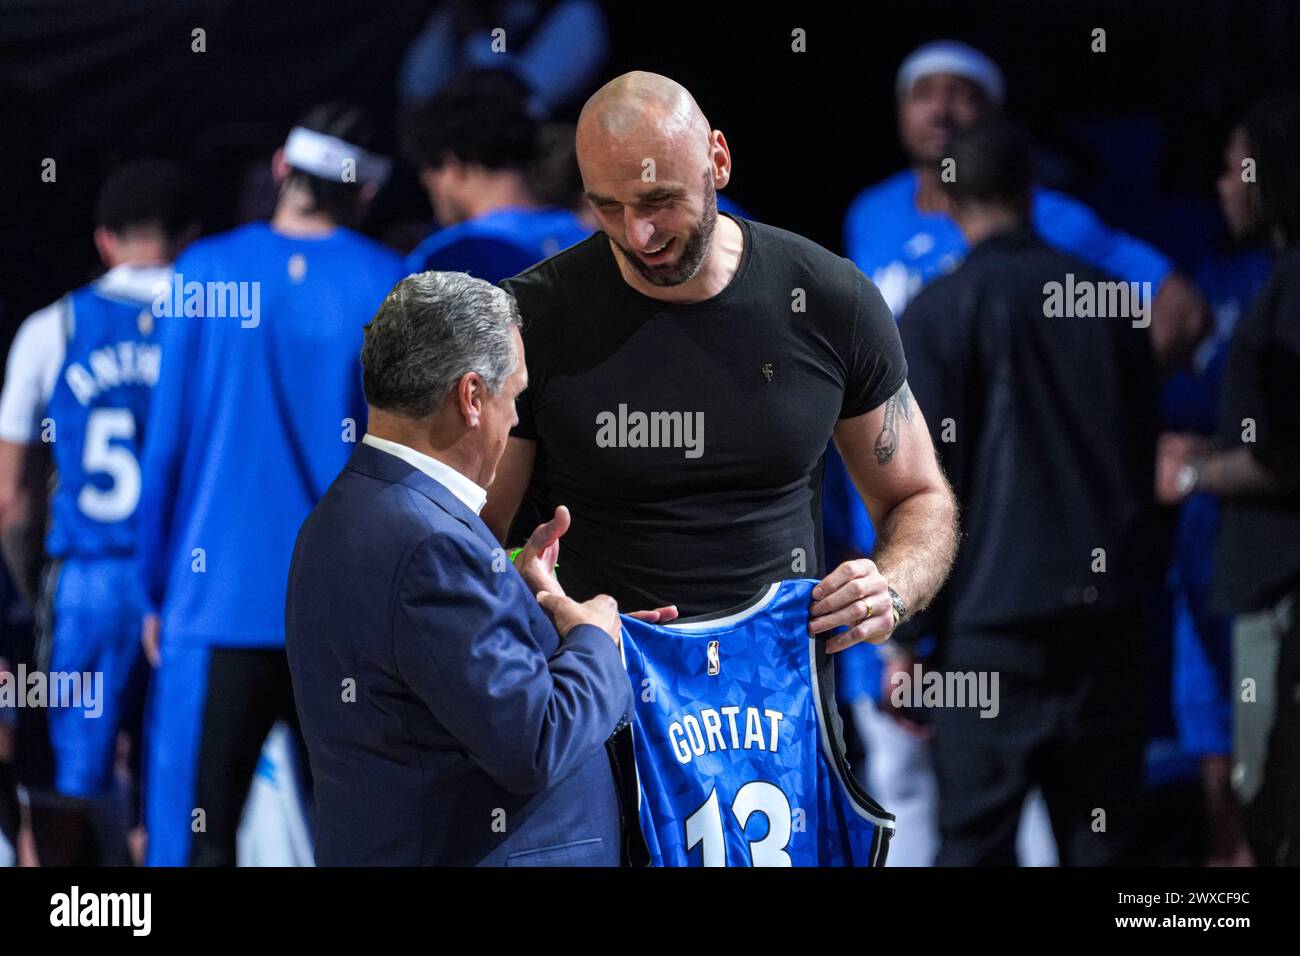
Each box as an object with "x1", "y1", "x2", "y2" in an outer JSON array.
[
  {"x1": 406, "y1": 206, "x2": 591, "y2": 284},
  {"x1": 622, "y1": 579, "x2": 895, "y2": 867},
  {"x1": 843, "y1": 169, "x2": 1173, "y2": 317},
  {"x1": 46, "y1": 274, "x2": 163, "y2": 560},
  {"x1": 137, "y1": 223, "x2": 405, "y2": 648},
  {"x1": 829, "y1": 169, "x2": 1175, "y2": 701}
]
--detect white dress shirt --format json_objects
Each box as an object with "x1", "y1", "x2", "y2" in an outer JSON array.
[{"x1": 361, "y1": 433, "x2": 487, "y2": 515}]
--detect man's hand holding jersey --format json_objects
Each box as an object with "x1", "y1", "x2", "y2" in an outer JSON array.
[{"x1": 810, "y1": 557, "x2": 898, "y2": 653}]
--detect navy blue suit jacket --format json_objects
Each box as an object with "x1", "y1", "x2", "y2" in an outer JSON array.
[{"x1": 285, "y1": 441, "x2": 632, "y2": 865}]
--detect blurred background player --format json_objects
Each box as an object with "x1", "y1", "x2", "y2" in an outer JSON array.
[
  {"x1": 844, "y1": 40, "x2": 1206, "y2": 358},
  {"x1": 900, "y1": 118, "x2": 1160, "y2": 865},
  {"x1": 402, "y1": 70, "x2": 592, "y2": 283},
  {"x1": 0, "y1": 159, "x2": 199, "y2": 865},
  {"x1": 1154, "y1": 109, "x2": 1277, "y2": 866},
  {"x1": 137, "y1": 103, "x2": 405, "y2": 866},
  {"x1": 1157, "y1": 92, "x2": 1300, "y2": 867},
  {"x1": 824, "y1": 38, "x2": 1209, "y2": 866}
]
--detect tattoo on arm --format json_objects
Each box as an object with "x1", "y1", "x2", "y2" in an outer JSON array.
[{"x1": 873, "y1": 382, "x2": 913, "y2": 465}]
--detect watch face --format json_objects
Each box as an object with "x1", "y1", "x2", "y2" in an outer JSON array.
[{"x1": 1176, "y1": 464, "x2": 1198, "y2": 494}]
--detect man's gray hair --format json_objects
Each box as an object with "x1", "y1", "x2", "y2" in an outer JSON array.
[{"x1": 361, "y1": 271, "x2": 521, "y2": 418}]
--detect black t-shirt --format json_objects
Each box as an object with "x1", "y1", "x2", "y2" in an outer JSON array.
[
  {"x1": 500, "y1": 214, "x2": 906, "y2": 615},
  {"x1": 899, "y1": 229, "x2": 1160, "y2": 632},
  {"x1": 1213, "y1": 246, "x2": 1300, "y2": 614}
]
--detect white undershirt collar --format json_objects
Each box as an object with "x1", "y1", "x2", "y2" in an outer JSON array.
[
  {"x1": 362, "y1": 433, "x2": 487, "y2": 515},
  {"x1": 95, "y1": 263, "x2": 174, "y2": 304}
]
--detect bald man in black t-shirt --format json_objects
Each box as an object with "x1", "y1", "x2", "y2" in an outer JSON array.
[{"x1": 490, "y1": 70, "x2": 957, "y2": 658}]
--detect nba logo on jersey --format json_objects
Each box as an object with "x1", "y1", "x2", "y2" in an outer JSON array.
[{"x1": 621, "y1": 579, "x2": 895, "y2": 867}]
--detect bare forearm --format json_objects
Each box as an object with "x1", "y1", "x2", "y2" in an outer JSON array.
[
  {"x1": 1197, "y1": 447, "x2": 1295, "y2": 499},
  {"x1": 871, "y1": 481, "x2": 958, "y2": 619}
]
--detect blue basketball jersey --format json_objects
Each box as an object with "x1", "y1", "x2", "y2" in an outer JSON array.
[
  {"x1": 621, "y1": 579, "x2": 895, "y2": 867},
  {"x1": 45, "y1": 274, "x2": 162, "y2": 559}
]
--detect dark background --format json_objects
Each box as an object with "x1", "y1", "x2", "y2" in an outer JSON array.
[{"x1": 1, "y1": 0, "x2": 1296, "y2": 348}]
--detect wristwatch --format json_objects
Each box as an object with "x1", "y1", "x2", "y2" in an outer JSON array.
[
  {"x1": 1175, "y1": 462, "x2": 1200, "y2": 497},
  {"x1": 886, "y1": 586, "x2": 906, "y2": 627}
]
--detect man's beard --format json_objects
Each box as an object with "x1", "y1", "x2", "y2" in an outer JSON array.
[{"x1": 612, "y1": 178, "x2": 718, "y2": 287}]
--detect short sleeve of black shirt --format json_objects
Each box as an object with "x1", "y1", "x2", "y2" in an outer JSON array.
[{"x1": 840, "y1": 275, "x2": 908, "y2": 418}]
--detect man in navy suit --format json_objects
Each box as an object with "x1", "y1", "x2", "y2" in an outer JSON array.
[{"x1": 285, "y1": 270, "x2": 649, "y2": 866}]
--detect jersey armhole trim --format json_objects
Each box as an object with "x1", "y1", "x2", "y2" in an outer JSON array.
[{"x1": 808, "y1": 634, "x2": 897, "y2": 833}]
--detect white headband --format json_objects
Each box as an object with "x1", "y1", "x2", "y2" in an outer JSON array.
[
  {"x1": 895, "y1": 40, "x2": 1005, "y2": 107},
  {"x1": 283, "y1": 126, "x2": 392, "y2": 187}
]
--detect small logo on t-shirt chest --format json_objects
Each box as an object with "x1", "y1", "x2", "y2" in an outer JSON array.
[
  {"x1": 707, "y1": 640, "x2": 720, "y2": 676},
  {"x1": 761, "y1": 362, "x2": 774, "y2": 383}
]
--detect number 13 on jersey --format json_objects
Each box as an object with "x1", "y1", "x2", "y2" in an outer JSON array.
[{"x1": 685, "y1": 782, "x2": 794, "y2": 867}]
